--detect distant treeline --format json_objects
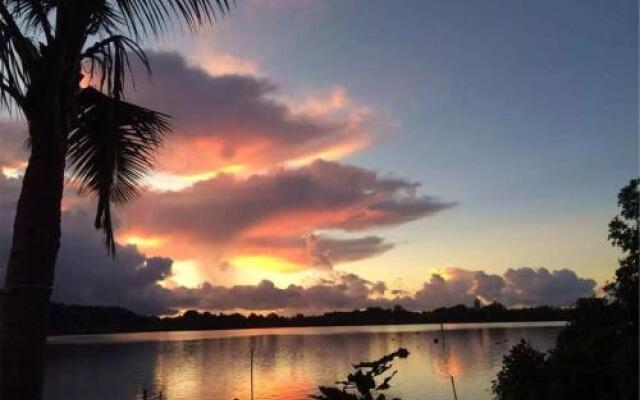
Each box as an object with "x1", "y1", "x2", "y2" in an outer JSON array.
[{"x1": 48, "y1": 302, "x2": 572, "y2": 336}]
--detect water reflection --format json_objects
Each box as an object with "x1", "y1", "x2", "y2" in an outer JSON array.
[{"x1": 45, "y1": 322, "x2": 563, "y2": 400}]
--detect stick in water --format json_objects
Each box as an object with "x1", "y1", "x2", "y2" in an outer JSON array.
[
  {"x1": 440, "y1": 323, "x2": 446, "y2": 353},
  {"x1": 250, "y1": 346, "x2": 254, "y2": 400},
  {"x1": 450, "y1": 375, "x2": 459, "y2": 400}
]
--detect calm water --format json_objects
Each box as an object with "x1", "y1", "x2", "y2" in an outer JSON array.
[{"x1": 44, "y1": 322, "x2": 564, "y2": 400}]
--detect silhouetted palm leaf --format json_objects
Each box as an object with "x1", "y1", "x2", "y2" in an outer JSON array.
[
  {"x1": 6, "y1": 0, "x2": 55, "y2": 40},
  {"x1": 83, "y1": 34, "x2": 150, "y2": 99},
  {"x1": 0, "y1": 2, "x2": 40, "y2": 111},
  {"x1": 67, "y1": 87, "x2": 170, "y2": 253},
  {"x1": 113, "y1": 0, "x2": 230, "y2": 38}
]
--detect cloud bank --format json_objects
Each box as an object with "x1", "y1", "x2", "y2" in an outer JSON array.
[
  {"x1": 121, "y1": 159, "x2": 454, "y2": 268},
  {"x1": 0, "y1": 175, "x2": 595, "y2": 315}
]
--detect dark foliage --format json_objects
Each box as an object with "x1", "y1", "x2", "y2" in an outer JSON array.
[
  {"x1": 492, "y1": 179, "x2": 639, "y2": 400},
  {"x1": 492, "y1": 340, "x2": 546, "y2": 400},
  {"x1": 48, "y1": 303, "x2": 159, "y2": 334},
  {"x1": 312, "y1": 348, "x2": 409, "y2": 400},
  {"x1": 68, "y1": 87, "x2": 170, "y2": 252},
  {"x1": 604, "y1": 178, "x2": 639, "y2": 319}
]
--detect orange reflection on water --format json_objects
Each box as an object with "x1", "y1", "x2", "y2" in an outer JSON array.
[
  {"x1": 433, "y1": 347, "x2": 464, "y2": 379},
  {"x1": 45, "y1": 323, "x2": 565, "y2": 400},
  {"x1": 150, "y1": 335, "x2": 317, "y2": 400}
]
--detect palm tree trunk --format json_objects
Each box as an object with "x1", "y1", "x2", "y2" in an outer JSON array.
[{"x1": 0, "y1": 115, "x2": 66, "y2": 400}]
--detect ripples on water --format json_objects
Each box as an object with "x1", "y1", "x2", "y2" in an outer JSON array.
[{"x1": 45, "y1": 322, "x2": 564, "y2": 400}]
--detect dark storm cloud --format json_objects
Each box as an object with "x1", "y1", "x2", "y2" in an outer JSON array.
[
  {"x1": 501, "y1": 267, "x2": 597, "y2": 307},
  {"x1": 129, "y1": 51, "x2": 335, "y2": 142},
  {"x1": 0, "y1": 177, "x2": 175, "y2": 315},
  {"x1": 390, "y1": 267, "x2": 597, "y2": 310},
  {"x1": 48, "y1": 210, "x2": 176, "y2": 315},
  {"x1": 244, "y1": 234, "x2": 394, "y2": 270},
  {"x1": 312, "y1": 235, "x2": 394, "y2": 268},
  {"x1": 124, "y1": 159, "x2": 456, "y2": 243},
  {"x1": 168, "y1": 266, "x2": 595, "y2": 313},
  {"x1": 170, "y1": 272, "x2": 388, "y2": 312}
]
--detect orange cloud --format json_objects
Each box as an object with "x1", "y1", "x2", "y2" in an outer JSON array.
[
  {"x1": 232, "y1": 254, "x2": 306, "y2": 274},
  {"x1": 294, "y1": 87, "x2": 350, "y2": 116},
  {"x1": 198, "y1": 53, "x2": 260, "y2": 76},
  {"x1": 1, "y1": 52, "x2": 440, "y2": 293},
  {"x1": 124, "y1": 52, "x2": 377, "y2": 185},
  {"x1": 1, "y1": 163, "x2": 26, "y2": 179},
  {"x1": 0, "y1": 121, "x2": 28, "y2": 173},
  {"x1": 147, "y1": 165, "x2": 247, "y2": 192},
  {"x1": 118, "y1": 160, "x2": 454, "y2": 278},
  {"x1": 121, "y1": 234, "x2": 166, "y2": 249},
  {"x1": 163, "y1": 259, "x2": 203, "y2": 289}
]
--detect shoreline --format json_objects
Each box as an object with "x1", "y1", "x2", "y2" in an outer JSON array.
[{"x1": 47, "y1": 320, "x2": 568, "y2": 342}]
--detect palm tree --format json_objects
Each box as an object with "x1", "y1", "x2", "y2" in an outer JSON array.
[{"x1": 0, "y1": 1, "x2": 229, "y2": 399}]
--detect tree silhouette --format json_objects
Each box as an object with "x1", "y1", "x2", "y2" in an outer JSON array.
[
  {"x1": 492, "y1": 339, "x2": 546, "y2": 400},
  {"x1": 604, "y1": 178, "x2": 639, "y2": 320},
  {"x1": 0, "y1": 2, "x2": 229, "y2": 399},
  {"x1": 492, "y1": 178, "x2": 640, "y2": 400}
]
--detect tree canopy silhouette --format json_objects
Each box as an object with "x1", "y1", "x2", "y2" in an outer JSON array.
[
  {"x1": 46, "y1": 302, "x2": 572, "y2": 336},
  {"x1": 604, "y1": 178, "x2": 639, "y2": 319},
  {"x1": 492, "y1": 178, "x2": 639, "y2": 400},
  {"x1": 0, "y1": 2, "x2": 229, "y2": 399}
]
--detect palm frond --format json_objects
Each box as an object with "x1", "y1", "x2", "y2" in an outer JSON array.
[
  {"x1": 82, "y1": 34, "x2": 149, "y2": 100},
  {"x1": 6, "y1": 0, "x2": 55, "y2": 43},
  {"x1": 0, "y1": 2, "x2": 40, "y2": 112},
  {"x1": 0, "y1": 2, "x2": 39, "y2": 70},
  {"x1": 112, "y1": 0, "x2": 231, "y2": 39},
  {"x1": 0, "y1": 24, "x2": 29, "y2": 112},
  {"x1": 67, "y1": 87, "x2": 171, "y2": 253},
  {"x1": 83, "y1": 1, "x2": 124, "y2": 36}
]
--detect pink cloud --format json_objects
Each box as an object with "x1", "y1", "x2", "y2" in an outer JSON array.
[
  {"x1": 126, "y1": 52, "x2": 374, "y2": 179},
  {"x1": 0, "y1": 178, "x2": 596, "y2": 315},
  {"x1": 120, "y1": 160, "x2": 455, "y2": 267}
]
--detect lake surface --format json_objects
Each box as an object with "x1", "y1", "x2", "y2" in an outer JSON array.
[{"x1": 45, "y1": 322, "x2": 565, "y2": 400}]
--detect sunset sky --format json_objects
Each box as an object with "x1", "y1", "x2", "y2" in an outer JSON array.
[{"x1": 0, "y1": 0, "x2": 637, "y2": 315}]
